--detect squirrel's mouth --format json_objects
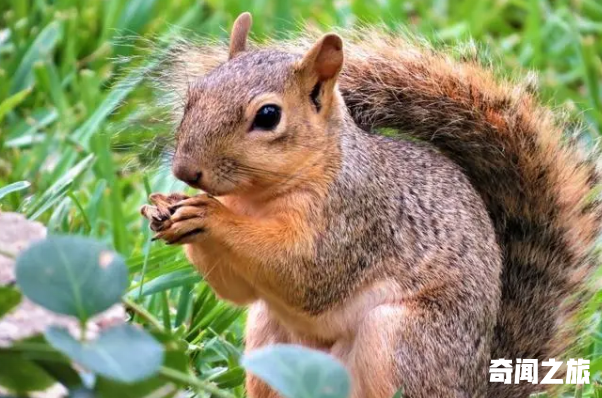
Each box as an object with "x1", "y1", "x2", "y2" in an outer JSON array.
[
  {"x1": 190, "y1": 179, "x2": 238, "y2": 197},
  {"x1": 189, "y1": 182, "x2": 218, "y2": 196},
  {"x1": 173, "y1": 163, "x2": 254, "y2": 197},
  {"x1": 173, "y1": 169, "x2": 228, "y2": 196}
]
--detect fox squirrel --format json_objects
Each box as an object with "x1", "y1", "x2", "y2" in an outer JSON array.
[{"x1": 140, "y1": 12, "x2": 601, "y2": 398}]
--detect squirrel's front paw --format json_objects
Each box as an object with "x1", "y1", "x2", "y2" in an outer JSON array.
[
  {"x1": 150, "y1": 194, "x2": 225, "y2": 245},
  {"x1": 140, "y1": 192, "x2": 189, "y2": 233}
]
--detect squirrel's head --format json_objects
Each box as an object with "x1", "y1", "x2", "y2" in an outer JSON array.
[{"x1": 172, "y1": 13, "x2": 344, "y2": 197}]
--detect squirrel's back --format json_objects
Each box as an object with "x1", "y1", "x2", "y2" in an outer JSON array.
[{"x1": 307, "y1": 127, "x2": 501, "y2": 319}]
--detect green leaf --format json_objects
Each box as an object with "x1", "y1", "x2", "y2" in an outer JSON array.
[
  {"x1": 11, "y1": 21, "x2": 63, "y2": 94},
  {"x1": 95, "y1": 331, "x2": 189, "y2": 398},
  {"x1": 66, "y1": 387, "x2": 97, "y2": 398},
  {"x1": 0, "y1": 286, "x2": 21, "y2": 318},
  {"x1": 594, "y1": 381, "x2": 602, "y2": 398},
  {"x1": 174, "y1": 284, "x2": 193, "y2": 327},
  {"x1": 45, "y1": 324, "x2": 164, "y2": 383},
  {"x1": 241, "y1": 344, "x2": 351, "y2": 398},
  {"x1": 0, "y1": 88, "x2": 32, "y2": 123},
  {"x1": 15, "y1": 236, "x2": 128, "y2": 321},
  {"x1": 129, "y1": 269, "x2": 201, "y2": 297},
  {"x1": 206, "y1": 366, "x2": 245, "y2": 389},
  {"x1": 0, "y1": 352, "x2": 56, "y2": 393},
  {"x1": 95, "y1": 382, "x2": 179, "y2": 398},
  {"x1": 0, "y1": 181, "x2": 30, "y2": 201},
  {"x1": 26, "y1": 154, "x2": 95, "y2": 220},
  {"x1": 116, "y1": 0, "x2": 159, "y2": 33},
  {"x1": 14, "y1": 335, "x2": 83, "y2": 389}
]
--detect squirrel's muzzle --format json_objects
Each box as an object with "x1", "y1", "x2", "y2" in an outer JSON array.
[{"x1": 172, "y1": 161, "x2": 203, "y2": 188}]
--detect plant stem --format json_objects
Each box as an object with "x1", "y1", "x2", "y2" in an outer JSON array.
[
  {"x1": 80, "y1": 319, "x2": 87, "y2": 343},
  {"x1": 122, "y1": 297, "x2": 164, "y2": 331},
  {"x1": 158, "y1": 366, "x2": 236, "y2": 398}
]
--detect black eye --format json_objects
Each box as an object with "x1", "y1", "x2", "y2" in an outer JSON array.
[{"x1": 252, "y1": 104, "x2": 281, "y2": 131}]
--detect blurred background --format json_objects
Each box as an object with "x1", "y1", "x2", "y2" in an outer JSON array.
[{"x1": 1, "y1": 0, "x2": 601, "y2": 396}]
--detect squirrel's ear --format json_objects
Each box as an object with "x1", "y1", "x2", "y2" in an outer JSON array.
[
  {"x1": 229, "y1": 12, "x2": 252, "y2": 59},
  {"x1": 298, "y1": 33, "x2": 344, "y2": 83}
]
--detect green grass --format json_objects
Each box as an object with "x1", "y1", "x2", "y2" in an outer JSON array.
[{"x1": 1, "y1": 0, "x2": 601, "y2": 396}]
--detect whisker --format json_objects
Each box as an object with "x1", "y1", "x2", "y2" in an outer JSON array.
[
  {"x1": 231, "y1": 155, "x2": 327, "y2": 189},
  {"x1": 232, "y1": 167, "x2": 315, "y2": 184}
]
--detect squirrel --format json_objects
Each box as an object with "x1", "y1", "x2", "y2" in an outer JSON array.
[{"x1": 140, "y1": 12, "x2": 601, "y2": 398}]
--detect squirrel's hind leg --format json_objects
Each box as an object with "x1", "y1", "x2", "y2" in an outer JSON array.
[
  {"x1": 335, "y1": 304, "x2": 405, "y2": 398},
  {"x1": 244, "y1": 299, "x2": 490, "y2": 398},
  {"x1": 245, "y1": 302, "x2": 290, "y2": 398},
  {"x1": 341, "y1": 303, "x2": 489, "y2": 398}
]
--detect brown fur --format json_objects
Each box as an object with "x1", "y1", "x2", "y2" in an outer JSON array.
[{"x1": 140, "y1": 17, "x2": 601, "y2": 398}]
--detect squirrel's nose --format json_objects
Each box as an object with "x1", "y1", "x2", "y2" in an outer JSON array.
[{"x1": 173, "y1": 163, "x2": 203, "y2": 187}]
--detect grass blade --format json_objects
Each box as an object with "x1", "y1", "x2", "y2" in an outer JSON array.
[
  {"x1": 10, "y1": 21, "x2": 63, "y2": 94},
  {"x1": 0, "y1": 87, "x2": 32, "y2": 123},
  {"x1": 0, "y1": 181, "x2": 31, "y2": 200}
]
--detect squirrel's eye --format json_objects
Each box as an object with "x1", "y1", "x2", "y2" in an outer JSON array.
[{"x1": 252, "y1": 104, "x2": 281, "y2": 131}]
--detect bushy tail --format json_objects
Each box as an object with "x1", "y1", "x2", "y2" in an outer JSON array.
[{"x1": 337, "y1": 31, "x2": 601, "y2": 396}]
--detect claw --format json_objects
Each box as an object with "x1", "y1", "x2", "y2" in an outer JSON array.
[
  {"x1": 168, "y1": 202, "x2": 185, "y2": 213},
  {"x1": 156, "y1": 211, "x2": 170, "y2": 222},
  {"x1": 150, "y1": 221, "x2": 167, "y2": 232},
  {"x1": 151, "y1": 233, "x2": 164, "y2": 242}
]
